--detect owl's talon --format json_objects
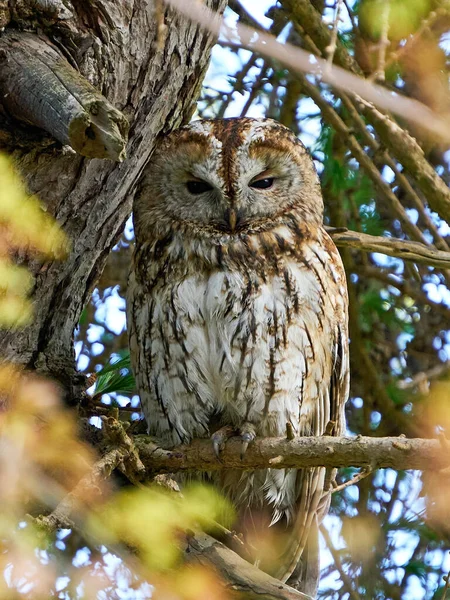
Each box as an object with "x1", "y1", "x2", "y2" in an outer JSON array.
[
  {"x1": 239, "y1": 427, "x2": 256, "y2": 460},
  {"x1": 211, "y1": 425, "x2": 235, "y2": 459},
  {"x1": 213, "y1": 439, "x2": 222, "y2": 459},
  {"x1": 240, "y1": 439, "x2": 249, "y2": 460}
]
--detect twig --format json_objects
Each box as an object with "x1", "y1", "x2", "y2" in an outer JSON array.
[
  {"x1": 286, "y1": 422, "x2": 295, "y2": 440},
  {"x1": 370, "y1": 0, "x2": 390, "y2": 82},
  {"x1": 442, "y1": 567, "x2": 450, "y2": 600},
  {"x1": 332, "y1": 467, "x2": 373, "y2": 494},
  {"x1": 325, "y1": 0, "x2": 343, "y2": 67},
  {"x1": 228, "y1": 0, "x2": 265, "y2": 32},
  {"x1": 320, "y1": 524, "x2": 363, "y2": 600},
  {"x1": 383, "y1": 7, "x2": 443, "y2": 75},
  {"x1": 286, "y1": 15, "x2": 450, "y2": 255},
  {"x1": 337, "y1": 92, "x2": 450, "y2": 253},
  {"x1": 351, "y1": 265, "x2": 450, "y2": 319},
  {"x1": 278, "y1": 0, "x2": 450, "y2": 221},
  {"x1": 295, "y1": 75, "x2": 428, "y2": 245},
  {"x1": 396, "y1": 361, "x2": 450, "y2": 392},
  {"x1": 342, "y1": 0, "x2": 356, "y2": 29},
  {"x1": 101, "y1": 416, "x2": 146, "y2": 483},
  {"x1": 240, "y1": 63, "x2": 269, "y2": 116}
]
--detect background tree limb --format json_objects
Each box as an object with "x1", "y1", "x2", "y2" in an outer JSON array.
[{"x1": 326, "y1": 228, "x2": 450, "y2": 270}]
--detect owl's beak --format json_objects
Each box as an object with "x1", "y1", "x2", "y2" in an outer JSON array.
[{"x1": 228, "y1": 208, "x2": 237, "y2": 233}]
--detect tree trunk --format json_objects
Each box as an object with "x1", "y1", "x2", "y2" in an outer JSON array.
[{"x1": 0, "y1": 0, "x2": 227, "y2": 403}]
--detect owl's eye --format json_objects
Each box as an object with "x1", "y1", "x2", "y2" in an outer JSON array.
[
  {"x1": 249, "y1": 177, "x2": 274, "y2": 190},
  {"x1": 186, "y1": 180, "x2": 213, "y2": 194}
]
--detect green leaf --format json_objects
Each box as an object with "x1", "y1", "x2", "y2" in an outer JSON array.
[{"x1": 93, "y1": 351, "x2": 136, "y2": 397}]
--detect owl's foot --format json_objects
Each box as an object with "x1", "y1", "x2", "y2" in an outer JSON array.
[
  {"x1": 211, "y1": 423, "x2": 256, "y2": 460},
  {"x1": 211, "y1": 425, "x2": 235, "y2": 458},
  {"x1": 239, "y1": 422, "x2": 256, "y2": 460}
]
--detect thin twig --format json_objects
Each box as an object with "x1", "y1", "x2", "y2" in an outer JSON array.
[
  {"x1": 320, "y1": 524, "x2": 363, "y2": 600},
  {"x1": 370, "y1": 0, "x2": 390, "y2": 82},
  {"x1": 396, "y1": 361, "x2": 450, "y2": 392},
  {"x1": 295, "y1": 74, "x2": 428, "y2": 245},
  {"x1": 332, "y1": 467, "x2": 373, "y2": 494},
  {"x1": 442, "y1": 567, "x2": 450, "y2": 600},
  {"x1": 337, "y1": 92, "x2": 450, "y2": 253},
  {"x1": 325, "y1": 0, "x2": 343, "y2": 68},
  {"x1": 280, "y1": 0, "x2": 450, "y2": 222},
  {"x1": 34, "y1": 448, "x2": 123, "y2": 532}
]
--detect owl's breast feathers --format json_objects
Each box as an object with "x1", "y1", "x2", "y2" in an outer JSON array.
[
  {"x1": 128, "y1": 215, "x2": 349, "y2": 587},
  {"x1": 128, "y1": 218, "x2": 348, "y2": 446}
]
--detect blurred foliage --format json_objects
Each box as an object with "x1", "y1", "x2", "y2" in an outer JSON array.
[
  {"x1": 0, "y1": 153, "x2": 68, "y2": 326},
  {"x1": 358, "y1": 0, "x2": 431, "y2": 41},
  {"x1": 0, "y1": 365, "x2": 233, "y2": 599},
  {"x1": 0, "y1": 153, "x2": 230, "y2": 598}
]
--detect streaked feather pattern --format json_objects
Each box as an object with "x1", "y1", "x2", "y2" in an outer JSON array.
[{"x1": 127, "y1": 118, "x2": 349, "y2": 594}]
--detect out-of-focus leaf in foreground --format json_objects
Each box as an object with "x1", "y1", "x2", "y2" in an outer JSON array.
[
  {"x1": 0, "y1": 153, "x2": 69, "y2": 327},
  {"x1": 88, "y1": 482, "x2": 235, "y2": 571}
]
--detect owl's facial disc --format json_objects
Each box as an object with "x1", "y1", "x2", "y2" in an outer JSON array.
[
  {"x1": 136, "y1": 118, "x2": 324, "y2": 240},
  {"x1": 182, "y1": 168, "x2": 283, "y2": 233}
]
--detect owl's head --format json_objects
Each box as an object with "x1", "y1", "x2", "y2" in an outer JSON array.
[{"x1": 134, "y1": 118, "x2": 323, "y2": 241}]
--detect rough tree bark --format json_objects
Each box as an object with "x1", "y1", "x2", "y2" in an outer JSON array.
[{"x1": 0, "y1": 0, "x2": 227, "y2": 403}]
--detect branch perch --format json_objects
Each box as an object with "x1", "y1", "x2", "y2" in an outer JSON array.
[
  {"x1": 135, "y1": 435, "x2": 450, "y2": 474},
  {"x1": 0, "y1": 32, "x2": 128, "y2": 160}
]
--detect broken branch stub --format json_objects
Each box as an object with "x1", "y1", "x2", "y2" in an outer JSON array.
[{"x1": 0, "y1": 31, "x2": 128, "y2": 160}]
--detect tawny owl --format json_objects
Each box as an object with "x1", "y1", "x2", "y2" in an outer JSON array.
[{"x1": 127, "y1": 118, "x2": 349, "y2": 594}]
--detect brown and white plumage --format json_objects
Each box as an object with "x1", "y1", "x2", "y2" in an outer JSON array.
[{"x1": 127, "y1": 118, "x2": 349, "y2": 594}]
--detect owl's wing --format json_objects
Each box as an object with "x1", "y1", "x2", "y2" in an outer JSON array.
[{"x1": 275, "y1": 321, "x2": 349, "y2": 593}]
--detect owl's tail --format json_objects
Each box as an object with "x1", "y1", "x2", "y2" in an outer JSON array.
[{"x1": 273, "y1": 466, "x2": 327, "y2": 595}]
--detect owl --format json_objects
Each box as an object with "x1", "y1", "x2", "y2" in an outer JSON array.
[{"x1": 127, "y1": 118, "x2": 349, "y2": 594}]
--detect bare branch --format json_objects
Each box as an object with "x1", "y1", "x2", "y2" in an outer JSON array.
[
  {"x1": 320, "y1": 525, "x2": 362, "y2": 600},
  {"x1": 442, "y1": 568, "x2": 450, "y2": 600},
  {"x1": 326, "y1": 227, "x2": 450, "y2": 270},
  {"x1": 396, "y1": 361, "x2": 450, "y2": 392},
  {"x1": 184, "y1": 532, "x2": 313, "y2": 600},
  {"x1": 35, "y1": 448, "x2": 123, "y2": 531},
  {"x1": 279, "y1": 0, "x2": 450, "y2": 222},
  {"x1": 135, "y1": 435, "x2": 450, "y2": 474},
  {"x1": 325, "y1": 0, "x2": 343, "y2": 67},
  {"x1": 163, "y1": 0, "x2": 450, "y2": 143},
  {"x1": 332, "y1": 467, "x2": 373, "y2": 494},
  {"x1": 294, "y1": 74, "x2": 428, "y2": 245}
]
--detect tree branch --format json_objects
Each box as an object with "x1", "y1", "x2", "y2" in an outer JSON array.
[
  {"x1": 163, "y1": 0, "x2": 450, "y2": 143},
  {"x1": 34, "y1": 447, "x2": 123, "y2": 531},
  {"x1": 184, "y1": 531, "x2": 313, "y2": 600},
  {"x1": 326, "y1": 227, "x2": 450, "y2": 270},
  {"x1": 280, "y1": 0, "x2": 450, "y2": 223},
  {"x1": 134, "y1": 435, "x2": 450, "y2": 474},
  {"x1": 0, "y1": 31, "x2": 128, "y2": 160}
]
